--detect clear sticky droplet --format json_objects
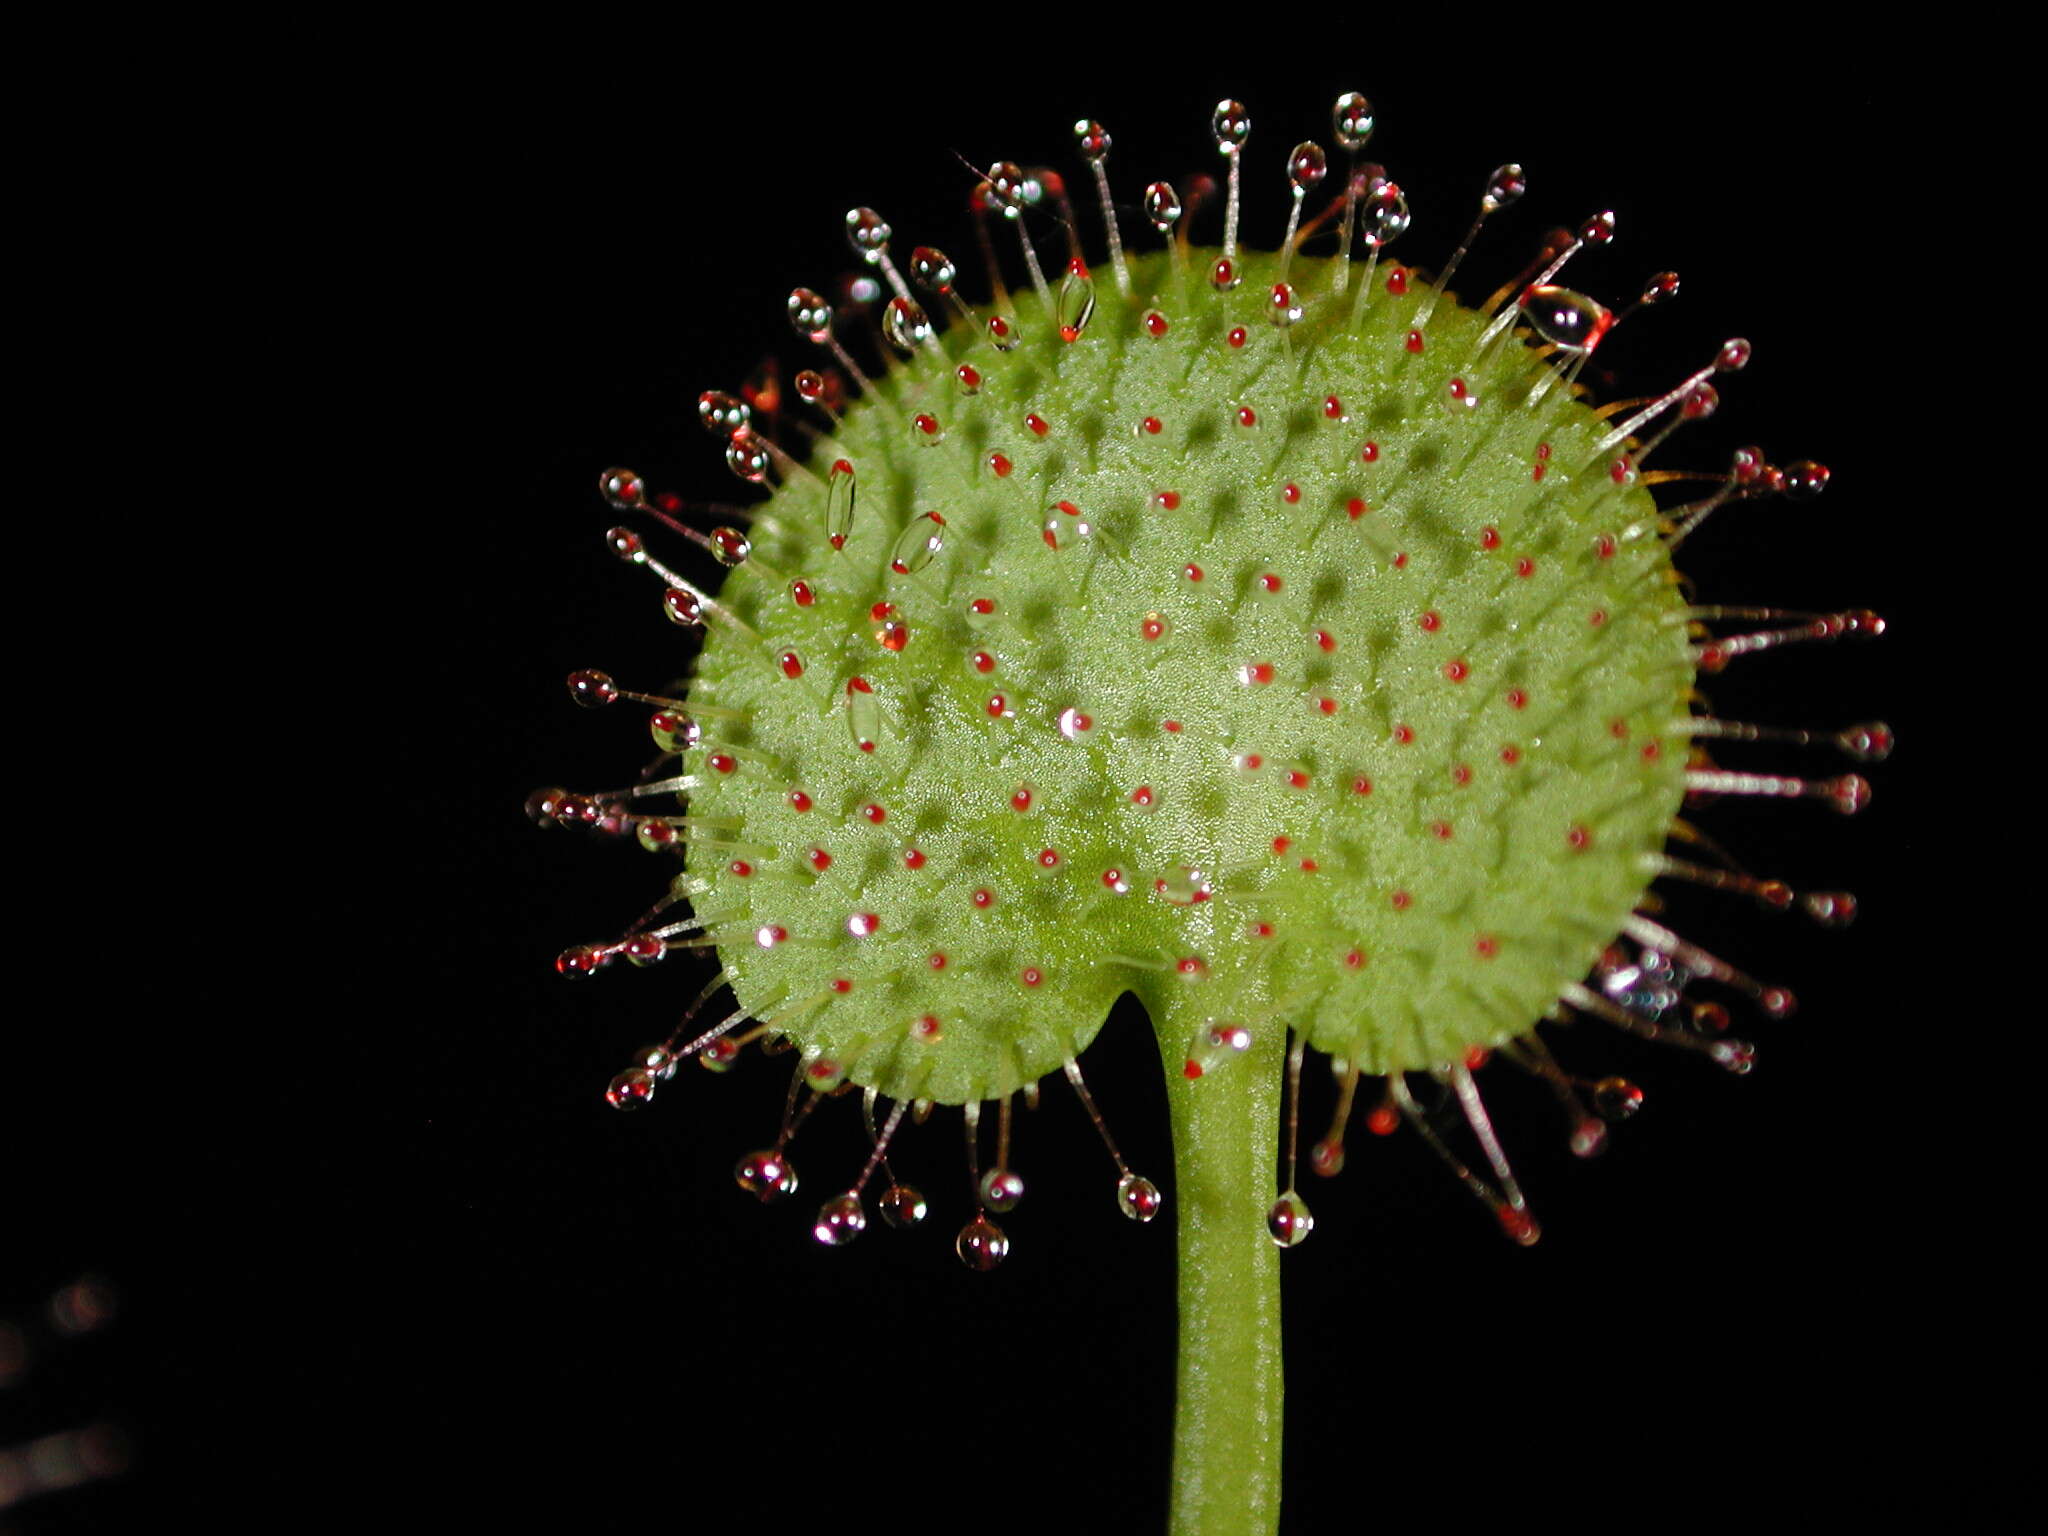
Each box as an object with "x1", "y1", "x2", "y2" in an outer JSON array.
[
  {"x1": 1641, "y1": 270, "x2": 1681, "y2": 306},
  {"x1": 566, "y1": 669, "x2": 617, "y2": 708},
  {"x1": 697, "y1": 390, "x2": 750, "y2": 435},
  {"x1": 1117, "y1": 1173, "x2": 1162, "y2": 1222},
  {"x1": 708, "y1": 526, "x2": 751, "y2": 567},
  {"x1": 1155, "y1": 867, "x2": 1212, "y2": 906},
  {"x1": 884, "y1": 297, "x2": 933, "y2": 354},
  {"x1": 909, "y1": 245, "x2": 957, "y2": 293},
  {"x1": 1837, "y1": 722, "x2": 1894, "y2": 762},
  {"x1": 845, "y1": 207, "x2": 892, "y2": 265},
  {"x1": 794, "y1": 369, "x2": 826, "y2": 403},
  {"x1": 1267, "y1": 1191, "x2": 1314, "y2": 1247},
  {"x1": 634, "y1": 1044, "x2": 677, "y2": 1079},
  {"x1": 1580, "y1": 210, "x2": 1618, "y2": 246},
  {"x1": 1183, "y1": 1020, "x2": 1253, "y2": 1079},
  {"x1": 1041, "y1": 508, "x2": 1096, "y2": 551},
  {"x1": 725, "y1": 432, "x2": 771, "y2": 482},
  {"x1": 826, "y1": 458, "x2": 855, "y2": 550},
  {"x1": 979, "y1": 1169, "x2": 1025, "y2": 1212},
  {"x1": 1269, "y1": 282, "x2": 1302, "y2": 327},
  {"x1": 662, "y1": 587, "x2": 703, "y2": 628},
  {"x1": 1483, "y1": 163, "x2": 1528, "y2": 214},
  {"x1": 879, "y1": 1184, "x2": 928, "y2": 1229},
  {"x1": 1519, "y1": 285, "x2": 1614, "y2": 354},
  {"x1": 649, "y1": 710, "x2": 700, "y2": 752},
  {"x1": 1592, "y1": 1077, "x2": 1645, "y2": 1120},
  {"x1": 735, "y1": 1149, "x2": 799, "y2": 1202},
  {"x1": 889, "y1": 511, "x2": 945, "y2": 575},
  {"x1": 1144, "y1": 181, "x2": 1182, "y2": 232},
  {"x1": 1288, "y1": 141, "x2": 1327, "y2": 194},
  {"x1": 1212, "y1": 99, "x2": 1250, "y2": 156},
  {"x1": 1057, "y1": 264, "x2": 1096, "y2": 342},
  {"x1": 812, "y1": 1193, "x2": 866, "y2": 1247},
  {"x1": 1360, "y1": 183, "x2": 1410, "y2": 249},
  {"x1": 787, "y1": 287, "x2": 834, "y2": 344},
  {"x1": 986, "y1": 161, "x2": 1030, "y2": 215},
  {"x1": 605, "y1": 1068, "x2": 656, "y2": 1110},
  {"x1": 1074, "y1": 118, "x2": 1111, "y2": 161},
  {"x1": 986, "y1": 313, "x2": 1020, "y2": 350},
  {"x1": 599, "y1": 467, "x2": 646, "y2": 510},
  {"x1": 956, "y1": 1214, "x2": 1010, "y2": 1271},
  {"x1": 846, "y1": 676, "x2": 881, "y2": 752},
  {"x1": 1332, "y1": 92, "x2": 1375, "y2": 151}
]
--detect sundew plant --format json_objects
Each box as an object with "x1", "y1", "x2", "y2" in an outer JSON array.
[{"x1": 519, "y1": 85, "x2": 1889, "y2": 1535}]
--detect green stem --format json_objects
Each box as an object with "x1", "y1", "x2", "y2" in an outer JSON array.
[{"x1": 1157, "y1": 1016, "x2": 1285, "y2": 1536}]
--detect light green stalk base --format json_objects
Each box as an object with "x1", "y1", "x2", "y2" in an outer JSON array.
[{"x1": 1158, "y1": 1016, "x2": 1286, "y2": 1536}]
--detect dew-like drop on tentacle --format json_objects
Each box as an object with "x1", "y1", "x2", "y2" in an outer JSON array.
[
  {"x1": 979, "y1": 1169, "x2": 1025, "y2": 1212},
  {"x1": 708, "y1": 526, "x2": 751, "y2": 567},
  {"x1": 846, "y1": 676, "x2": 881, "y2": 753},
  {"x1": 735, "y1": 1149, "x2": 799, "y2": 1202},
  {"x1": 1211, "y1": 99, "x2": 1250, "y2": 156},
  {"x1": 1592, "y1": 1078, "x2": 1645, "y2": 1121},
  {"x1": 909, "y1": 245, "x2": 956, "y2": 293},
  {"x1": 985, "y1": 161, "x2": 1030, "y2": 216},
  {"x1": 649, "y1": 710, "x2": 699, "y2": 752},
  {"x1": 566, "y1": 669, "x2": 617, "y2": 708},
  {"x1": 956, "y1": 1214, "x2": 1010, "y2": 1271},
  {"x1": 1117, "y1": 1173, "x2": 1162, "y2": 1223},
  {"x1": 845, "y1": 207, "x2": 892, "y2": 265},
  {"x1": 1520, "y1": 285, "x2": 1614, "y2": 354},
  {"x1": 879, "y1": 1184, "x2": 928, "y2": 1230},
  {"x1": 1332, "y1": 92, "x2": 1374, "y2": 150},
  {"x1": 1837, "y1": 722, "x2": 1894, "y2": 762},
  {"x1": 1057, "y1": 262, "x2": 1096, "y2": 341},
  {"x1": 697, "y1": 390, "x2": 750, "y2": 435},
  {"x1": 890, "y1": 511, "x2": 946, "y2": 575},
  {"x1": 1267, "y1": 1191, "x2": 1314, "y2": 1247},
  {"x1": 787, "y1": 287, "x2": 834, "y2": 343},
  {"x1": 633, "y1": 1045, "x2": 677, "y2": 1080},
  {"x1": 1782, "y1": 460, "x2": 1831, "y2": 499},
  {"x1": 825, "y1": 458, "x2": 856, "y2": 550},
  {"x1": 605, "y1": 1068, "x2": 656, "y2": 1110},
  {"x1": 599, "y1": 466, "x2": 647, "y2": 510},
  {"x1": 813, "y1": 1193, "x2": 867, "y2": 1246},
  {"x1": 1361, "y1": 184, "x2": 1410, "y2": 248},
  {"x1": 1183, "y1": 1020, "x2": 1253, "y2": 1079},
  {"x1": 1483, "y1": 163, "x2": 1528, "y2": 213},
  {"x1": 662, "y1": 588, "x2": 703, "y2": 627},
  {"x1": 1288, "y1": 141, "x2": 1327, "y2": 193},
  {"x1": 1144, "y1": 181, "x2": 1182, "y2": 232},
  {"x1": 725, "y1": 433, "x2": 771, "y2": 483},
  {"x1": 884, "y1": 297, "x2": 933, "y2": 354}
]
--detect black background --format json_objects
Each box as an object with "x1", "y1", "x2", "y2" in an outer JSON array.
[{"x1": 26, "y1": 55, "x2": 1948, "y2": 1533}]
